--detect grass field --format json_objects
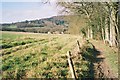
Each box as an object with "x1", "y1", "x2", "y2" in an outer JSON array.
[
  {"x1": 1, "y1": 31, "x2": 89, "y2": 78},
  {"x1": 0, "y1": 31, "x2": 118, "y2": 79}
]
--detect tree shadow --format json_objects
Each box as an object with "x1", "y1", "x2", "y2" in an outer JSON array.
[{"x1": 81, "y1": 43, "x2": 105, "y2": 79}]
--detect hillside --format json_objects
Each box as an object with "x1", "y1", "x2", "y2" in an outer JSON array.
[{"x1": 0, "y1": 16, "x2": 68, "y2": 33}]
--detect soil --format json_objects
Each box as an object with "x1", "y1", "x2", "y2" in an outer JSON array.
[{"x1": 92, "y1": 42, "x2": 118, "y2": 78}]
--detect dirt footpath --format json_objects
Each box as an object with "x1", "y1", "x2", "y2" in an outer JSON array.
[
  {"x1": 92, "y1": 41, "x2": 118, "y2": 78},
  {"x1": 94, "y1": 53, "x2": 116, "y2": 78}
]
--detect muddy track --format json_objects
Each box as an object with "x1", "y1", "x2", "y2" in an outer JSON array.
[
  {"x1": 94, "y1": 54, "x2": 116, "y2": 78},
  {"x1": 93, "y1": 45, "x2": 117, "y2": 78}
]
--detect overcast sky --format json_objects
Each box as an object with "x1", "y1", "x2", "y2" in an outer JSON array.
[{"x1": 1, "y1": 2, "x2": 59, "y2": 23}]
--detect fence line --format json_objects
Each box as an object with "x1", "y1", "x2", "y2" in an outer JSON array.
[
  {"x1": 67, "y1": 40, "x2": 82, "y2": 79},
  {"x1": 67, "y1": 51, "x2": 77, "y2": 80}
]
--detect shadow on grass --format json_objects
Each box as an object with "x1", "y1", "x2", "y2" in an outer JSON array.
[{"x1": 81, "y1": 41, "x2": 105, "y2": 78}]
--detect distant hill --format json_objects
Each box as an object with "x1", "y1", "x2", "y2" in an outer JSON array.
[{"x1": 0, "y1": 16, "x2": 69, "y2": 33}]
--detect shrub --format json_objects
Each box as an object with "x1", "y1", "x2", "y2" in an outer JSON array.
[
  {"x1": 60, "y1": 69, "x2": 68, "y2": 77},
  {"x1": 2, "y1": 64, "x2": 11, "y2": 71}
]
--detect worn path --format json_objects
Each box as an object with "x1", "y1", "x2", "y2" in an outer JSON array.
[{"x1": 91, "y1": 40, "x2": 118, "y2": 78}]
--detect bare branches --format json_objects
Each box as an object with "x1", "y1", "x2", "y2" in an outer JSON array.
[{"x1": 41, "y1": 0, "x2": 50, "y2": 4}]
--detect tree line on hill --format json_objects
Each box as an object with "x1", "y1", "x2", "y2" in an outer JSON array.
[{"x1": 0, "y1": 16, "x2": 68, "y2": 34}]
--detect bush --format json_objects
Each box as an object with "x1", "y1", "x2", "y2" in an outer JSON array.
[
  {"x1": 2, "y1": 64, "x2": 11, "y2": 71},
  {"x1": 60, "y1": 69, "x2": 68, "y2": 77}
]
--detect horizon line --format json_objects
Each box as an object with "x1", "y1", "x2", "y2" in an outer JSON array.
[{"x1": 0, "y1": 14, "x2": 67, "y2": 24}]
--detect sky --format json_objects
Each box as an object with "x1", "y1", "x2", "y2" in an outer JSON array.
[
  {"x1": 1, "y1": 0, "x2": 118, "y2": 23},
  {"x1": 0, "y1": 2, "x2": 60, "y2": 23}
]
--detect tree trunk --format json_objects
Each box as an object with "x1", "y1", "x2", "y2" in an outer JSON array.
[
  {"x1": 102, "y1": 27, "x2": 105, "y2": 40},
  {"x1": 105, "y1": 18, "x2": 109, "y2": 41},
  {"x1": 101, "y1": 16, "x2": 105, "y2": 40},
  {"x1": 110, "y1": 6, "x2": 116, "y2": 46},
  {"x1": 90, "y1": 26, "x2": 93, "y2": 39},
  {"x1": 87, "y1": 26, "x2": 90, "y2": 39}
]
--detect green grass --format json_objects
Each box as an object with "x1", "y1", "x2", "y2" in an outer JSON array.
[
  {"x1": 103, "y1": 47, "x2": 118, "y2": 76},
  {"x1": 1, "y1": 31, "x2": 84, "y2": 78},
  {"x1": 1, "y1": 31, "x2": 118, "y2": 78},
  {"x1": 1, "y1": 31, "x2": 23, "y2": 40}
]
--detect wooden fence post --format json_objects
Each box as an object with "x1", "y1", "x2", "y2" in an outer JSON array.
[
  {"x1": 67, "y1": 51, "x2": 77, "y2": 80},
  {"x1": 77, "y1": 40, "x2": 81, "y2": 52}
]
